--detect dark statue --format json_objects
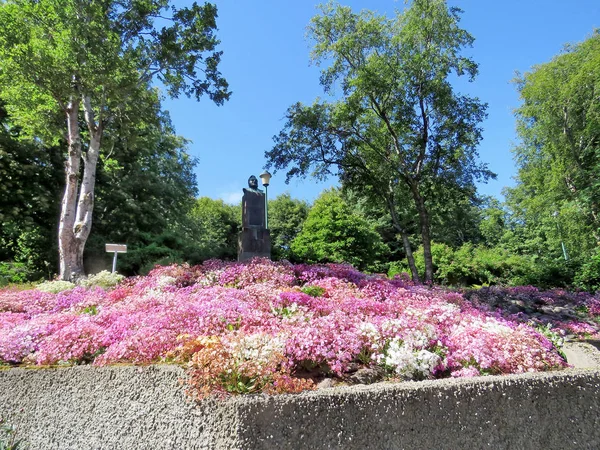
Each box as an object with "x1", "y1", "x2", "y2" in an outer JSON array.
[
  {"x1": 244, "y1": 175, "x2": 263, "y2": 194},
  {"x1": 242, "y1": 176, "x2": 265, "y2": 229},
  {"x1": 238, "y1": 175, "x2": 271, "y2": 261}
]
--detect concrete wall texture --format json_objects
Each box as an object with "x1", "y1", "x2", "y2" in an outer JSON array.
[{"x1": 1, "y1": 365, "x2": 599, "y2": 449}]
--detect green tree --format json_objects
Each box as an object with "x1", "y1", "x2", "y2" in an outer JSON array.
[
  {"x1": 478, "y1": 197, "x2": 508, "y2": 248},
  {"x1": 507, "y1": 31, "x2": 600, "y2": 283},
  {"x1": 575, "y1": 246, "x2": 600, "y2": 293},
  {"x1": 268, "y1": 193, "x2": 309, "y2": 261},
  {"x1": 186, "y1": 197, "x2": 239, "y2": 263},
  {"x1": 85, "y1": 92, "x2": 201, "y2": 275},
  {"x1": 514, "y1": 31, "x2": 600, "y2": 238},
  {"x1": 0, "y1": 0, "x2": 230, "y2": 280},
  {"x1": 266, "y1": 0, "x2": 492, "y2": 282},
  {"x1": 339, "y1": 187, "x2": 424, "y2": 273},
  {"x1": 291, "y1": 189, "x2": 389, "y2": 271},
  {"x1": 0, "y1": 100, "x2": 63, "y2": 278},
  {"x1": 1, "y1": 92, "x2": 204, "y2": 277}
]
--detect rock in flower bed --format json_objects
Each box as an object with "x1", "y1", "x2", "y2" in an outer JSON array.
[
  {"x1": 464, "y1": 286, "x2": 600, "y2": 340},
  {"x1": 1, "y1": 259, "x2": 596, "y2": 398}
]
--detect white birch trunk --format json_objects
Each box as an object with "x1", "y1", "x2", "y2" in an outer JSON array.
[
  {"x1": 58, "y1": 94, "x2": 102, "y2": 281},
  {"x1": 73, "y1": 132, "x2": 100, "y2": 252},
  {"x1": 58, "y1": 100, "x2": 83, "y2": 280}
]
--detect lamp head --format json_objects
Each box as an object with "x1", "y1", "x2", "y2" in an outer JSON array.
[{"x1": 259, "y1": 170, "x2": 272, "y2": 187}]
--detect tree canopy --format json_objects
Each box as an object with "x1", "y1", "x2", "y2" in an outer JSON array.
[
  {"x1": 268, "y1": 193, "x2": 310, "y2": 261},
  {"x1": 506, "y1": 30, "x2": 600, "y2": 281},
  {"x1": 0, "y1": 0, "x2": 230, "y2": 280},
  {"x1": 186, "y1": 197, "x2": 239, "y2": 263},
  {"x1": 291, "y1": 189, "x2": 389, "y2": 270},
  {"x1": 266, "y1": 0, "x2": 492, "y2": 282}
]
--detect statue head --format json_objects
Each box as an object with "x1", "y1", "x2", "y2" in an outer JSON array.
[{"x1": 248, "y1": 175, "x2": 258, "y2": 190}]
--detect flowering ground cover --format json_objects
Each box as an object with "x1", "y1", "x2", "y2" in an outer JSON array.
[{"x1": 0, "y1": 259, "x2": 598, "y2": 398}]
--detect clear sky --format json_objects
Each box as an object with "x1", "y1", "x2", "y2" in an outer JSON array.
[{"x1": 163, "y1": 0, "x2": 599, "y2": 205}]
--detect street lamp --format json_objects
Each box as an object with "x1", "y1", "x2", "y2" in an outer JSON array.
[
  {"x1": 553, "y1": 211, "x2": 569, "y2": 261},
  {"x1": 259, "y1": 170, "x2": 272, "y2": 229}
]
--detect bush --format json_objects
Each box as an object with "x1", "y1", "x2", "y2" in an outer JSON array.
[
  {"x1": 36, "y1": 280, "x2": 76, "y2": 293},
  {"x1": 388, "y1": 242, "x2": 539, "y2": 287},
  {"x1": 290, "y1": 189, "x2": 390, "y2": 271},
  {"x1": 36, "y1": 271, "x2": 124, "y2": 293},
  {"x1": 80, "y1": 271, "x2": 124, "y2": 290},
  {"x1": 521, "y1": 258, "x2": 576, "y2": 289},
  {"x1": 0, "y1": 262, "x2": 33, "y2": 287},
  {"x1": 575, "y1": 247, "x2": 600, "y2": 293}
]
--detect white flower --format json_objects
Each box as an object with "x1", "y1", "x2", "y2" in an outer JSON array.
[
  {"x1": 383, "y1": 337, "x2": 441, "y2": 379},
  {"x1": 414, "y1": 349, "x2": 441, "y2": 375},
  {"x1": 156, "y1": 276, "x2": 177, "y2": 289},
  {"x1": 358, "y1": 322, "x2": 380, "y2": 341},
  {"x1": 380, "y1": 319, "x2": 404, "y2": 334},
  {"x1": 229, "y1": 333, "x2": 285, "y2": 364}
]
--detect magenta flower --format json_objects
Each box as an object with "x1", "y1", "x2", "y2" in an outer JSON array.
[{"x1": 0, "y1": 259, "x2": 580, "y2": 395}]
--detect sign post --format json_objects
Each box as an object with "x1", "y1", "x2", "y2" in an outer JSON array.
[{"x1": 105, "y1": 244, "x2": 127, "y2": 273}]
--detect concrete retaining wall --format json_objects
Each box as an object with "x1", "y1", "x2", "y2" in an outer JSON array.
[{"x1": 1, "y1": 365, "x2": 599, "y2": 449}]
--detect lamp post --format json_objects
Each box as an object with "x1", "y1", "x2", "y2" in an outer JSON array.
[
  {"x1": 259, "y1": 170, "x2": 272, "y2": 229},
  {"x1": 553, "y1": 211, "x2": 569, "y2": 261}
]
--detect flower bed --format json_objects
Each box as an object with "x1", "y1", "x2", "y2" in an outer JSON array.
[{"x1": 1, "y1": 259, "x2": 598, "y2": 398}]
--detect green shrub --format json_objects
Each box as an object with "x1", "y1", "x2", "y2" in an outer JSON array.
[
  {"x1": 0, "y1": 262, "x2": 33, "y2": 287},
  {"x1": 574, "y1": 247, "x2": 600, "y2": 293},
  {"x1": 388, "y1": 242, "x2": 541, "y2": 287},
  {"x1": 300, "y1": 285, "x2": 326, "y2": 297},
  {"x1": 520, "y1": 258, "x2": 575, "y2": 289},
  {"x1": 387, "y1": 260, "x2": 409, "y2": 279},
  {"x1": 290, "y1": 189, "x2": 390, "y2": 271}
]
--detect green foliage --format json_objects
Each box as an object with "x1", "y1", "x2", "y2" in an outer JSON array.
[
  {"x1": 266, "y1": 1, "x2": 492, "y2": 281},
  {"x1": 1, "y1": 88, "x2": 218, "y2": 279},
  {"x1": 0, "y1": 0, "x2": 230, "y2": 279},
  {"x1": 0, "y1": 101, "x2": 61, "y2": 280},
  {"x1": 80, "y1": 305, "x2": 98, "y2": 316},
  {"x1": 5, "y1": 96, "x2": 202, "y2": 279},
  {"x1": 0, "y1": 417, "x2": 26, "y2": 450},
  {"x1": 0, "y1": 0, "x2": 230, "y2": 142},
  {"x1": 428, "y1": 185, "x2": 485, "y2": 248},
  {"x1": 575, "y1": 247, "x2": 600, "y2": 293},
  {"x1": 478, "y1": 198, "x2": 507, "y2": 248},
  {"x1": 268, "y1": 193, "x2": 309, "y2": 261},
  {"x1": 505, "y1": 30, "x2": 600, "y2": 286},
  {"x1": 513, "y1": 31, "x2": 600, "y2": 238},
  {"x1": 81, "y1": 92, "x2": 200, "y2": 275},
  {"x1": 0, "y1": 262, "x2": 34, "y2": 287},
  {"x1": 291, "y1": 189, "x2": 389, "y2": 271},
  {"x1": 117, "y1": 231, "x2": 188, "y2": 275},
  {"x1": 300, "y1": 285, "x2": 326, "y2": 297},
  {"x1": 186, "y1": 197, "x2": 239, "y2": 262},
  {"x1": 389, "y1": 242, "x2": 542, "y2": 287}
]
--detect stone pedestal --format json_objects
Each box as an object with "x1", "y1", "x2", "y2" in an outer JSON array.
[{"x1": 238, "y1": 228, "x2": 271, "y2": 261}]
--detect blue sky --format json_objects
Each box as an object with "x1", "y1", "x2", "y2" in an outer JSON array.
[{"x1": 163, "y1": 0, "x2": 599, "y2": 205}]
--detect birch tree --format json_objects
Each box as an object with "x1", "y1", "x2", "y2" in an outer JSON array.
[
  {"x1": 0, "y1": 0, "x2": 230, "y2": 280},
  {"x1": 266, "y1": 0, "x2": 492, "y2": 282}
]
